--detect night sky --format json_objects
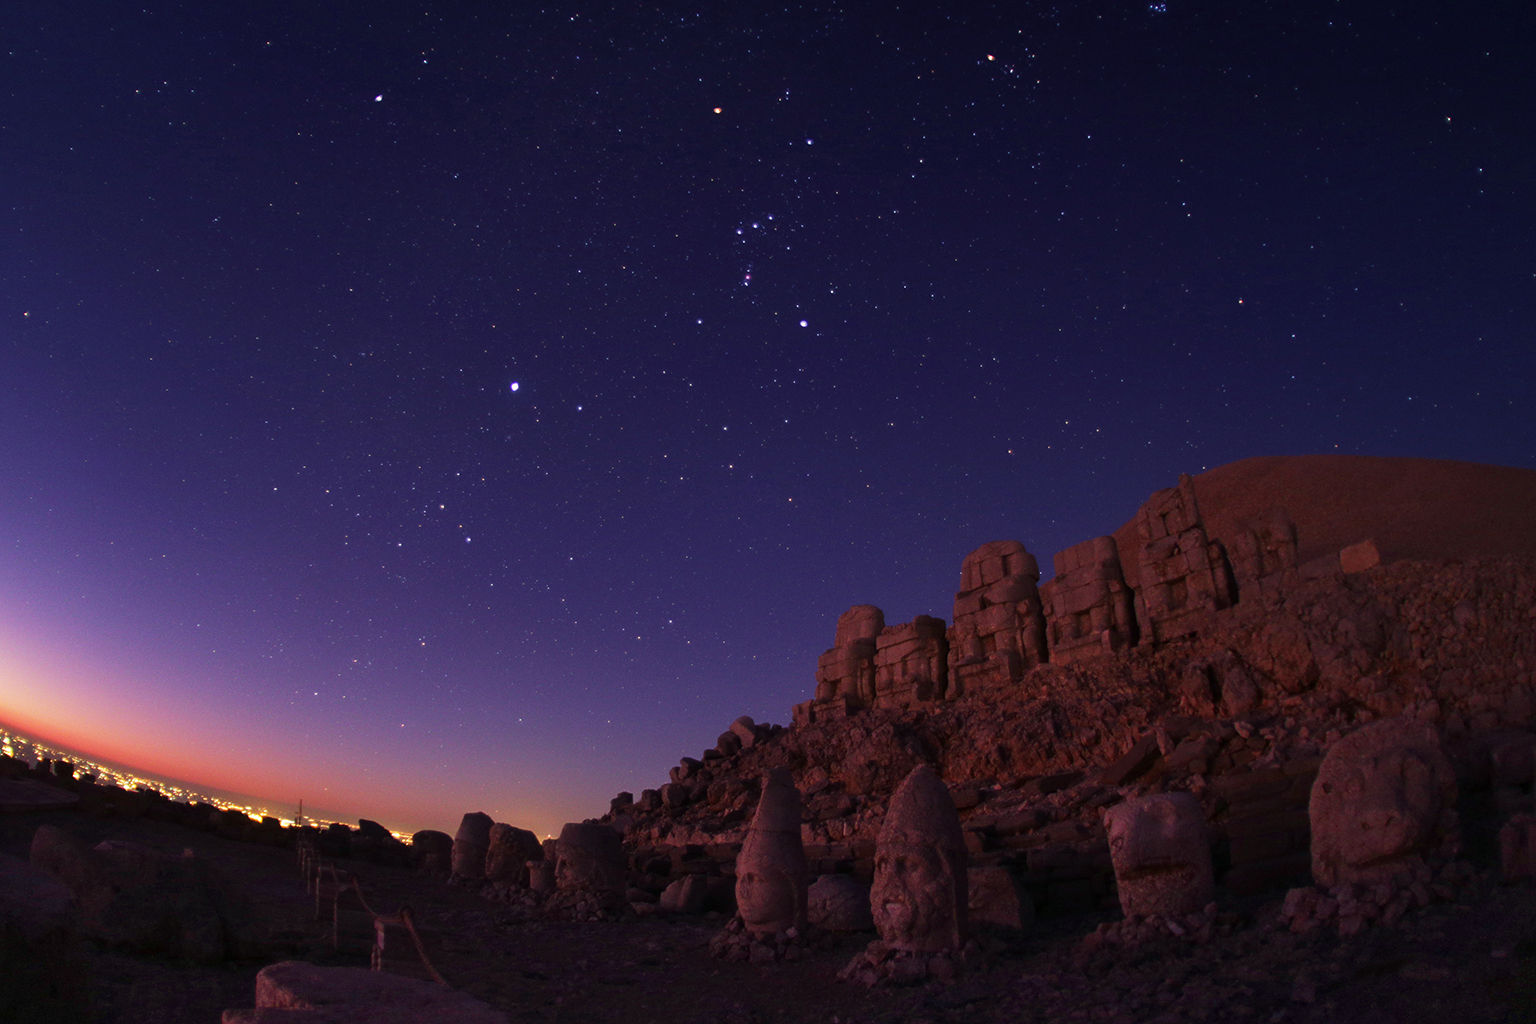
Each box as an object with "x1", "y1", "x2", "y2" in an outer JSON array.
[{"x1": 2, "y1": 1, "x2": 1531, "y2": 838}]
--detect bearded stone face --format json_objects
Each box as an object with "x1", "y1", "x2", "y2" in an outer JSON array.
[{"x1": 871, "y1": 839, "x2": 966, "y2": 952}]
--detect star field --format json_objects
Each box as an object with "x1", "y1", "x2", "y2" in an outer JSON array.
[{"x1": 0, "y1": 1, "x2": 1531, "y2": 836}]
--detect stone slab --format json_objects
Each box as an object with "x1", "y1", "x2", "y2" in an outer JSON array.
[
  {"x1": 250, "y1": 962, "x2": 507, "y2": 1024},
  {"x1": 0, "y1": 780, "x2": 80, "y2": 814}
]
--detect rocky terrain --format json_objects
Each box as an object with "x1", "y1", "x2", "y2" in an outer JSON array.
[{"x1": 4, "y1": 455, "x2": 1536, "y2": 1023}]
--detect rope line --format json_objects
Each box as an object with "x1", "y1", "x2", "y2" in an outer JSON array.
[{"x1": 295, "y1": 837, "x2": 450, "y2": 987}]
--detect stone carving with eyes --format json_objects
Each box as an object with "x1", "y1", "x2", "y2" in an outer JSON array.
[
  {"x1": 1309, "y1": 717, "x2": 1458, "y2": 887},
  {"x1": 870, "y1": 764, "x2": 967, "y2": 952},
  {"x1": 1105, "y1": 791, "x2": 1213, "y2": 919},
  {"x1": 553, "y1": 822, "x2": 625, "y2": 893},
  {"x1": 735, "y1": 768, "x2": 808, "y2": 937}
]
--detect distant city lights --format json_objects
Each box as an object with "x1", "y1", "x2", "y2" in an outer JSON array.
[{"x1": 0, "y1": 726, "x2": 409, "y2": 840}]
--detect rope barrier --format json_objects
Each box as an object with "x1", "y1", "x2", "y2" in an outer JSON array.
[{"x1": 298, "y1": 840, "x2": 450, "y2": 988}]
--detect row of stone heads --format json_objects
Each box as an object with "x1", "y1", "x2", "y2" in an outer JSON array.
[
  {"x1": 411, "y1": 715, "x2": 1468, "y2": 954},
  {"x1": 409, "y1": 814, "x2": 633, "y2": 894},
  {"x1": 557, "y1": 717, "x2": 1458, "y2": 949}
]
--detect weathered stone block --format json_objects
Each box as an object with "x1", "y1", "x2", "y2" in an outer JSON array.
[
  {"x1": 451, "y1": 813, "x2": 493, "y2": 880},
  {"x1": 1133, "y1": 475, "x2": 1234, "y2": 645},
  {"x1": 950, "y1": 541, "x2": 1047, "y2": 695},
  {"x1": 813, "y1": 605, "x2": 885, "y2": 707},
  {"x1": 1044, "y1": 535, "x2": 1136, "y2": 664},
  {"x1": 1229, "y1": 506, "x2": 1299, "y2": 588},
  {"x1": 873, "y1": 615, "x2": 948, "y2": 707},
  {"x1": 1106, "y1": 792, "x2": 1214, "y2": 919},
  {"x1": 967, "y1": 865, "x2": 1034, "y2": 932}
]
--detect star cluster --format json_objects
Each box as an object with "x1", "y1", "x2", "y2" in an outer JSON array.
[{"x1": 0, "y1": 1, "x2": 1530, "y2": 836}]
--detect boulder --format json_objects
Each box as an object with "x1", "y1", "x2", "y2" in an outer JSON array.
[
  {"x1": 409, "y1": 831, "x2": 453, "y2": 875},
  {"x1": 967, "y1": 865, "x2": 1034, "y2": 932},
  {"x1": 451, "y1": 813, "x2": 494, "y2": 880},
  {"x1": 0, "y1": 854, "x2": 91, "y2": 1022},
  {"x1": 807, "y1": 874, "x2": 873, "y2": 932},
  {"x1": 484, "y1": 824, "x2": 541, "y2": 885},
  {"x1": 29, "y1": 825, "x2": 255, "y2": 963},
  {"x1": 729, "y1": 716, "x2": 758, "y2": 748},
  {"x1": 527, "y1": 860, "x2": 556, "y2": 895},
  {"x1": 659, "y1": 874, "x2": 709, "y2": 914},
  {"x1": 356, "y1": 820, "x2": 392, "y2": 844}
]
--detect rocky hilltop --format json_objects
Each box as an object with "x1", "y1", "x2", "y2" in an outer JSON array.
[
  {"x1": 595, "y1": 455, "x2": 1536, "y2": 929},
  {"x1": 7, "y1": 454, "x2": 1536, "y2": 1023}
]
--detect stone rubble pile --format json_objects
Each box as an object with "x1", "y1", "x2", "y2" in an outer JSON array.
[{"x1": 1277, "y1": 858, "x2": 1480, "y2": 936}]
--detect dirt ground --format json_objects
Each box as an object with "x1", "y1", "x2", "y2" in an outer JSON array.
[{"x1": 5, "y1": 809, "x2": 1536, "y2": 1024}]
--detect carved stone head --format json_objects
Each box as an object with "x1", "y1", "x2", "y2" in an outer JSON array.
[
  {"x1": 1105, "y1": 791, "x2": 1213, "y2": 918},
  {"x1": 554, "y1": 822, "x2": 625, "y2": 893},
  {"x1": 1310, "y1": 717, "x2": 1457, "y2": 887},
  {"x1": 871, "y1": 764, "x2": 967, "y2": 951},
  {"x1": 735, "y1": 768, "x2": 808, "y2": 937}
]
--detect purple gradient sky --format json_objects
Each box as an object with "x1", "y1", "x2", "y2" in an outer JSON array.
[{"x1": 2, "y1": 1, "x2": 1531, "y2": 838}]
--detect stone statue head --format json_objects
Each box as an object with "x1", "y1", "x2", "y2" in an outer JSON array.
[
  {"x1": 735, "y1": 768, "x2": 808, "y2": 937},
  {"x1": 1105, "y1": 791, "x2": 1212, "y2": 918},
  {"x1": 871, "y1": 764, "x2": 967, "y2": 952},
  {"x1": 554, "y1": 822, "x2": 625, "y2": 893},
  {"x1": 1310, "y1": 717, "x2": 1457, "y2": 887}
]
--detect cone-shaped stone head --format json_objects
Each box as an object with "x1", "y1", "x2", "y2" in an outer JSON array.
[
  {"x1": 736, "y1": 768, "x2": 808, "y2": 937},
  {"x1": 871, "y1": 764, "x2": 967, "y2": 951}
]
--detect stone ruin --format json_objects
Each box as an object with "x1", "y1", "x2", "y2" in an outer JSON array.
[
  {"x1": 838, "y1": 764, "x2": 973, "y2": 985},
  {"x1": 734, "y1": 768, "x2": 808, "y2": 938},
  {"x1": 873, "y1": 615, "x2": 948, "y2": 706},
  {"x1": 793, "y1": 470, "x2": 1369, "y2": 725},
  {"x1": 1040, "y1": 535, "x2": 1136, "y2": 664},
  {"x1": 1277, "y1": 717, "x2": 1471, "y2": 936},
  {"x1": 1105, "y1": 792, "x2": 1214, "y2": 920},
  {"x1": 485, "y1": 823, "x2": 541, "y2": 886},
  {"x1": 1228, "y1": 505, "x2": 1300, "y2": 592},
  {"x1": 710, "y1": 768, "x2": 836, "y2": 962},
  {"x1": 554, "y1": 822, "x2": 625, "y2": 894},
  {"x1": 813, "y1": 604, "x2": 884, "y2": 712},
  {"x1": 947, "y1": 540, "x2": 1048, "y2": 696},
  {"x1": 451, "y1": 812, "x2": 494, "y2": 881},
  {"x1": 1133, "y1": 474, "x2": 1236, "y2": 645},
  {"x1": 870, "y1": 763, "x2": 967, "y2": 952}
]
